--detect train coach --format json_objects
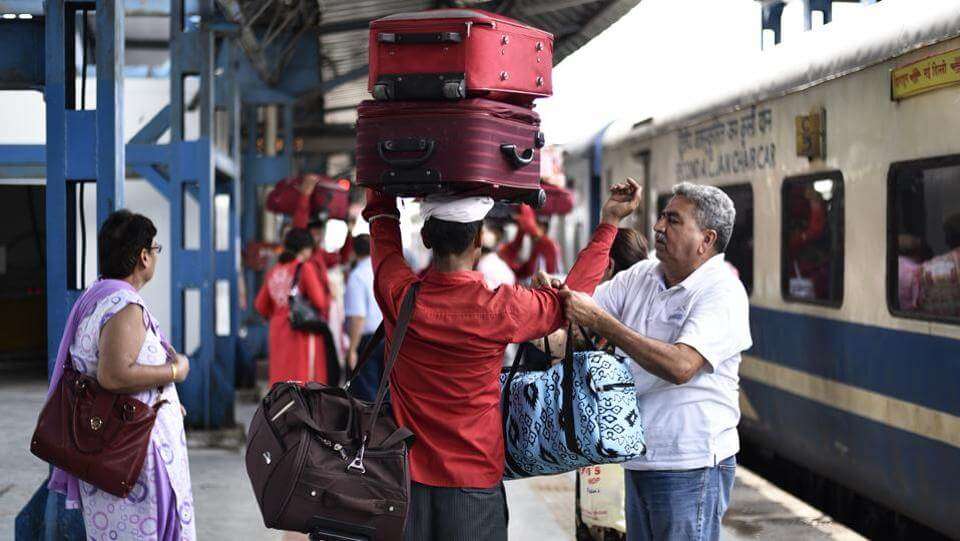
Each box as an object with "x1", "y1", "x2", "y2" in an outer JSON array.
[{"x1": 562, "y1": 3, "x2": 960, "y2": 538}]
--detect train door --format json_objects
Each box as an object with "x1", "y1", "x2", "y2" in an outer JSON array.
[{"x1": 0, "y1": 183, "x2": 46, "y2": 377}]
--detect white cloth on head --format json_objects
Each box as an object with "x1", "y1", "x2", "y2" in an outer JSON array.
[{"x1": 419, "y1": 195, "x2": 494, "y2": 223}]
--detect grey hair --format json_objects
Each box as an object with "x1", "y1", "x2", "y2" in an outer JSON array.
[{"x1": 671, "y1": 182, "x2": 736, "y2": 253}]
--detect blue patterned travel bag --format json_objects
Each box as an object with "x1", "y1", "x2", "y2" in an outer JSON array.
[{"x1": 500, "y1": 335, "x2": 646, "y2": 479}]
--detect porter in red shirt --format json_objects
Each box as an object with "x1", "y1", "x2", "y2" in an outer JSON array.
[{"x1": 364, "y1": 193, "x2": 616, "y2": 488}]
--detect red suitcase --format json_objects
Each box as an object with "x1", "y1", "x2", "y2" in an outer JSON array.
[
  {"x1": 355, "y1": 98, "x2": 545, "y2": 205},
  {"x1": 265, "y1": 176, "x2": 351, "y2": 220},
  {"x1": 368, "y1": 9, "x2": 553, "y2": 104}
]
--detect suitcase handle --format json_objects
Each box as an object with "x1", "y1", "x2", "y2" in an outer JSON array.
[
  {"x1": 500, "y1": 144, "x2": 535, "y2": 168},
  {"x1": 377, "y1": 31, "x2": 462, "y2": 44},
  {"x1": 377, "y1": 138, "x2": 436, "y2": 169}
]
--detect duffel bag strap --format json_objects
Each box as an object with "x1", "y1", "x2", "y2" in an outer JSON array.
[
  {"x1": 378, "y1": 426, "x2": 416, "y2": 450},
  {"x1": 344, "y1": 323, "x2": 385, "y2": 388},
  {"x1": 349, "y1": 282, "x2": 419, "y2": 474}
]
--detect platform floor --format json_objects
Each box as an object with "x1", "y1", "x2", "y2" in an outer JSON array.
[{"x1": 1, "y1": 380, "x2": 862, "y2": 540}]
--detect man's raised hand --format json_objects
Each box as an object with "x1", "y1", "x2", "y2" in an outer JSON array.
[{"x1": 600, "y1": 177, "x2": 643, "y2": 225}]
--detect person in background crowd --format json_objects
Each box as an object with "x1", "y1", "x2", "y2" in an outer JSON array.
[
  {"x1": 784, "y1": 184, "x2": 829, "y2": 299},
  {"x1": 915, "y1": 213, "x2": 960, "y2": 316},
  {"x1": 499, "y1": 203, "x2": 562, "y2": 281},
  {"x1": 343, "y1": 234, "x2": 385, "y2": 401},
  {"x1": 293, "y1": 173, "x2": 356, "y2": 374},
  {"x1": 293, "y1": 173, "x2": 353, "y2": 267},
  {"x1": 362, "y1": 179, "x2": 641, "y2": 541},
  {"x1": 476, "y1": 222, "x2": 516, "y2": 290},
  {"x1": 255, "y1": 228, "x2": 330, "y2": 385},
  {"x1": 607, "y1": 227, "x2": 649, "y2": 281},
  {"x1": 896, "y1": 233, "x2": 932, "y2": 311},
  {"x1": 41, "y1": 210, "x2": 196, "y2": 540},
  {"x1": 560, "y1": 182, "x2": 751, "y2": 541}
]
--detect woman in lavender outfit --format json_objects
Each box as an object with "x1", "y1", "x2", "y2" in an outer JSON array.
[{"x1": 45, "y1": 210, "x2": 195, "y2": 540}]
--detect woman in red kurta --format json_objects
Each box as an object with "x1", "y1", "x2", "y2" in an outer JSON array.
[
  {"x1": 499, "y1": 203, "x2": 562, "y2": 280},
  {"x1": 255, "y1": 228, "x2": 331, "y2": 385}
]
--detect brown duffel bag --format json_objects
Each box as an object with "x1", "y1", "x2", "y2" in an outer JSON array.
[{"x1": 246, "y1": 284, "x2": 418, "y2": 540}]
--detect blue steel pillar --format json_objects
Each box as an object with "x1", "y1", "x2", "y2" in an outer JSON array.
[
  {"x1": 214, "y1": 37, "x2": 242, "y2": 425},
  {"x1": 761, "y1": 1, "x2": 785, "y2": 49},
  {"x1": 803, "y1": 0, "x2": 833, "y2": 30},
  {"x1": 240, "y1": 98, "x2": 294, "y2": 307},
  {"x1": 45, "y1": 0, "x2": 125, "y2": 374},
  {"x1": 96, "y1": 3, "x2": 126, "y2": 222},
  {"x1": 30, "y1": 1, "x2": 124, "y2": 537},
  {"x1": 169, "y1": 0, "x2": 222, "y2": 428}
]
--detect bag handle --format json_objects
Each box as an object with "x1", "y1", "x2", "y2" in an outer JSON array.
[
  {"x1": 377, "y1": 138, "x2": 436, "y2": 169},
  {"x1": 559, "y1": 323, "x2": 582, "y2": 455},
  {"x1": 502, "y1": 342, "x2": 526, "y2": 394},
  {"x1": 348, "y1": 282, "x2": 419, "y2": 474},
  {"x1": 500, "y1": 144, "x2": 535, "y2": 168},
  {"x1": 377, "y1": 31, "x2": 462, "y2": 44},
  {"x1": 302, "y1": 383, "x2": 363, "y2": 440}
]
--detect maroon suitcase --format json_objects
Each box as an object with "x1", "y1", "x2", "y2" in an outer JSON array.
[
  {"x1": 356, "y1": 98, "x2": 546, "y2": 205},
  {"x1": 368, "y1": 9, "x2": 553, "y2": 104},
  {"x1": 265, "y1": 175, "x2": 351, "y2": 220}
]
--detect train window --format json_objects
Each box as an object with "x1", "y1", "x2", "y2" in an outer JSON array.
[
  {"x1": 781, "y1": 172, "x2": 845, "y2": 306},
  {"x1": 888, "y1": 156, "x2": 960, "y2": 323},
  {"x1": 718, "y1": 183, "x2": 754, "y2": 294}
]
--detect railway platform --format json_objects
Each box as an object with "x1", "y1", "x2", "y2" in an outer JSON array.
[{"x1": 1, "y1": 379, "x2": 862, "y2": 540}]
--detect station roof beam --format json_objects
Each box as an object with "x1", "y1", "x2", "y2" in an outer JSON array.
[{"x1": 758, "y1": 0, "x2": 882, "y2": 49}]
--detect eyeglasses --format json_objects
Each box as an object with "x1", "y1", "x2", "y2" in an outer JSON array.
[{"x1": 149, "y1": 244, "x2": 163, "y2": 254}]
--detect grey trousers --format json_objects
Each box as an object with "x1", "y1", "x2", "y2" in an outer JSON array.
[{"x1": 403, "y1": 481, "x2": 508, "y2": 541}]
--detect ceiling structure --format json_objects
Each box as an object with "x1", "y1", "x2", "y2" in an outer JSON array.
[{"x1": 112, "y1": 0, "x2": 642, "y2": 131}]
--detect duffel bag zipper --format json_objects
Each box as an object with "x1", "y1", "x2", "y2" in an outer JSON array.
[{"x1": 311, "y1": 434, "x2": 348, "y2": 460}]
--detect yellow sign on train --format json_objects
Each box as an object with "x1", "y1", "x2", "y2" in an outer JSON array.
[{"x1": 891, "y1": 47, "x2": 960, "y2": 100}]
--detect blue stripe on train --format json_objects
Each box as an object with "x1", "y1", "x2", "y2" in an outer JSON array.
[
  {"x1": 748, "y1": 306, "x2": 960, "y2": 416},
  {"x1": 740, "y1": 379, "x2": 960, "y2": 539}
]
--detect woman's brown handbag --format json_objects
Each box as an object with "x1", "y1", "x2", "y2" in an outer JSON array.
[
  {"x1": 30, "y1": 362, "x2": 165, "y2": 498},
  {"x1": 246, "y1": 283, "x2": 418, "y2": 540}
]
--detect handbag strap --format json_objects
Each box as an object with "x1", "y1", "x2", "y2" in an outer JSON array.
[
  {"x1": 348, "y1": 282, "x2": 419, "y2": 473},
  {"x1": 576, "y1": 324, "x2": 600, "y2": 351},
  {"x1": 290, "y1": 262, "x2": 303, "y2": 289},
  {"x1": 560, "y1": 323, "x2": 583, "y2": 455},
  {"x1": 502, "y1": 342, "x2": 527, "y2": 392},
  {"x1": 500, "y1": 344, "x2": 526, "y2": 446}
]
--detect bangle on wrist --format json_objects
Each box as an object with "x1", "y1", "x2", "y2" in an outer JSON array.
[{"x1": 170, "y1": 362, "x2": 178, "y2": 382}]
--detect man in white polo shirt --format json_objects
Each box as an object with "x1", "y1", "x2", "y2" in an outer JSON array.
[{"x1": 560, "y1": 182, "x2": 751, "y2": 541}]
